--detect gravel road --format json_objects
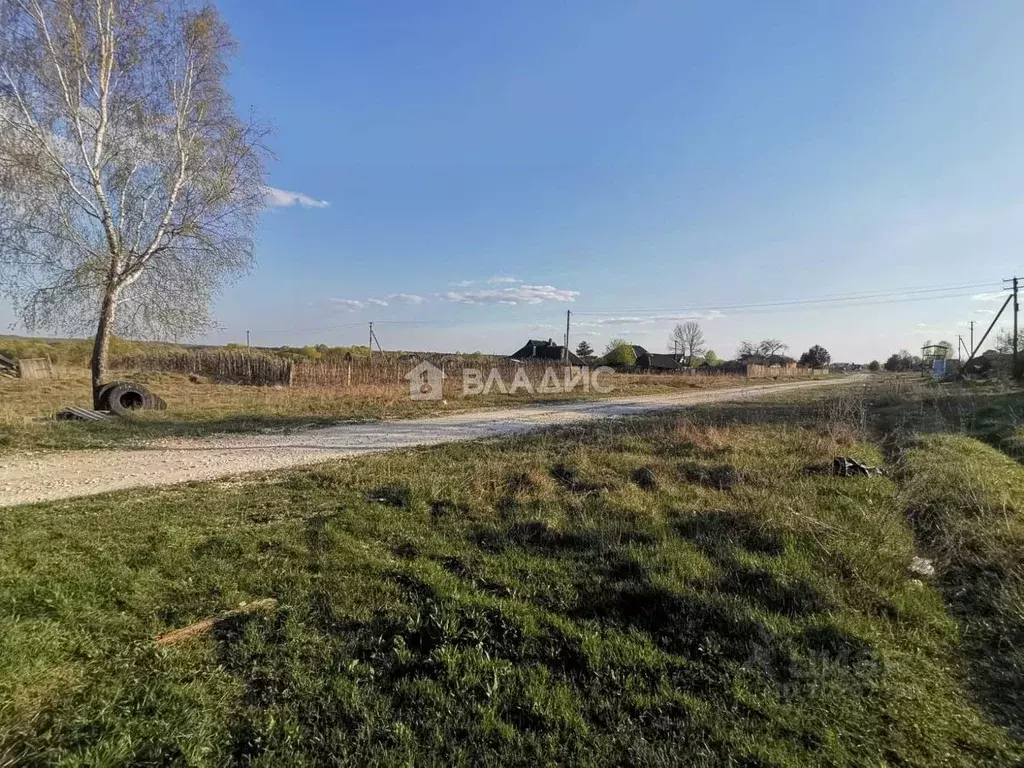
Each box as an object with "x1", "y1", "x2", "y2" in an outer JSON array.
[{"x1": 0, "y1": 377, "x2": 856, "y2": 507}]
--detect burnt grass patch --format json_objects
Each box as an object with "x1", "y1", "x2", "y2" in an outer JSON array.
[
  {"x1": 550, "y1": 463, "x2": 606, "y2": 493},
  {"x1": 718, "y1": 565, "x2": 830, "y2": 618},
  {"x1": 680, "y1": 462, "x2": 743, "y2": 491},
  {"x1": 429, "y1": 498, "x2": 469, "y2": 520},
  {"x1": 674, "y1": 509, "x2": 787, "y2": 560},
  {"x1": 438, "y1": 555, "x2": 514, "y2": 597},
  {"x1": 631, "y1": 465, "x2": 659, "y2": 491},
  {"x1": 368, "y1": 484, "x2": 415, "y2": 509},
  {"x1": 576, "y1": 581, "x2": 783, "y2": 664}
]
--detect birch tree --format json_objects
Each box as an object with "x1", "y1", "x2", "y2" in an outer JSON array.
[
  {"x1": 668, "y1": 321, "x2": 704, "y2": 366},
  {"x1": 0, "y1": 0, "x2": 268, "y2": 404}
]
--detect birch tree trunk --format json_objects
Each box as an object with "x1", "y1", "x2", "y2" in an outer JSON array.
[{"x1": 90, "y1": 288, "x2": 118, "y2": 405}]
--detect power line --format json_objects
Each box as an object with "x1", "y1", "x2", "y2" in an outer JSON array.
[
  {"x1": 573, "y1": 291, "x2": 997, "y2": 323},
  {"x1": 244, "y1": 279, "x2": 1004, "y2": 339},
  {"x1": 248, "y1": 321, "x2": 367, "y2": 335},
  {"x1": 573, "y1": 281, "x2": 1001, "y2": 316}
]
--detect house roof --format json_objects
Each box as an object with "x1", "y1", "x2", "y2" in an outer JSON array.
[
  {"x1": 510, "y1": 339, "x2": 586, "y2": 366},
  {"x1": 636, "y1": 352, "x2": 683, "y2": 370}
]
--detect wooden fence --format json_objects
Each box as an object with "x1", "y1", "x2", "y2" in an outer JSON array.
[
  {"x1": 112, "y1": 350, "x2": 293, "y2": 386},
  {"x1": 745, "y1": 363, "x2": 826, "y2": 379},
  {"x1": 290, "y1": 355, "x2": 577, "y2": 389},
  {"x1": 110, "y1": 349, "x2": 828, "y2": 388}
]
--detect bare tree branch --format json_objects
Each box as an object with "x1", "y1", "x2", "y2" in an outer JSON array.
[
  {"x1": 668, "y1": 321, "x2": 705, "y2": 366},
  {"x1": 0, "y1": 0, "x2": 270, "y2": 402}
]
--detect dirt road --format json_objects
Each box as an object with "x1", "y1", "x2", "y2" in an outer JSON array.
[{"x1": 0, "y1": 377, "x2": 857, "y2": 507}]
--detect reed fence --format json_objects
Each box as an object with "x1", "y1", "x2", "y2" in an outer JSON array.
[
  {"x1": 111, "y1": 349, "x2": 828, "y2": 388},
  {"x1": 112, "y1": 350, "x2": 293, "y2": 386}
]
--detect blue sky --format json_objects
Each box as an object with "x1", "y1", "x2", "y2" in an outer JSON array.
[{"x1": 4, "y1": 0, "x2": 1024, "y2": 360}]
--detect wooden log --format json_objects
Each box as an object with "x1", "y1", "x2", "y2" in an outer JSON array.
[{"x1": 155, "y1": 598, "x2": 278, "y2": 646}]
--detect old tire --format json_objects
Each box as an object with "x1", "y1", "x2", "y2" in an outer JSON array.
[
  {"x1": 105, "y1": 383, "x2": 151, "y2": 416},
  {"x1": 96, "y1": 380, "x2": 127, "y2": 410}
]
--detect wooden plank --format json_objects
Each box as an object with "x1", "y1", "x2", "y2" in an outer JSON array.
[
  {"x1": 17, "y1": 357, "x2": 54, "y2": 380},
  {"x1": 56, "y1": 407, "x2": 113, "y2": 421},
  {"x1": 155, "y1": 598, "x2": 279, "y2": 646}
]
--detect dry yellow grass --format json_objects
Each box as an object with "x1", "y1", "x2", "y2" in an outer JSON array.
[{"x1": 0, "y1": 366, "x2": 773, "y2": 452}]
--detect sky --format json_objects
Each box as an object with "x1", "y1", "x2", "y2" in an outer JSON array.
[{"x1": 3, "y1": 0, "x2": 1024, "y2": 361}]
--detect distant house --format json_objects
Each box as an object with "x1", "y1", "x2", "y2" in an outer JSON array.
[
  {"x1": 595, "y1": 344, "x2": 651, "y2": 368},
  {"x1": 635, "y1": 352, "x2": 684, "y2": 371},
  {"x1": 716, "y1": 359, "x2": 747, "y2": 374},
  {"x1": 738, "y1": 353, "x2": 796, "y2": 367},
  {"x1": 510, "y1": 339, "x2": 586, "y2": 366}
]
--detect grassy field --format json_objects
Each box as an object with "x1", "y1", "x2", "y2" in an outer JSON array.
[
  {"x1": 0, "y1": 366, "x2": 775, "y2": 453},
  {"x1": 1, "y1": 383, "x2": 1022, "y2": 764}
]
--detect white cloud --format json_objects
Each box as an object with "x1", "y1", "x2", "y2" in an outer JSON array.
[
  {"x1": 450, "y1": 276, "x2": 521, "y2": 287},
  {"x1": 330, "y1": 298, "x2": 366, "y2": 311},
  {"x1": 974, "y1": 309, "x2": 996, "y2": 315},
  {"x1": 265, "y1": 186, "x2": 330, "y2": 209},
  {"x1": 388, "y1": 293, "x2": 425, "y2": 304},
  {"x1": 331, "y1": 296, "x2": 404, "y2": 310},
  {"x1": 972, "y1": 291, "x2": 1007, "y2": 302},
  {"x1": 439, "y1": 284, "x2": 579, "y2": 306},
  {"x1": 575, "y1": 311, "x2": 723, "y2": 328}
]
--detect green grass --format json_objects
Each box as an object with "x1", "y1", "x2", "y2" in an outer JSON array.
[
  {"x1": 898, "y1": 433, "x2": 1024, "y2": 740},
  {"x1": 1, "y1": 397, "x2": 1021, "y2": 765}
]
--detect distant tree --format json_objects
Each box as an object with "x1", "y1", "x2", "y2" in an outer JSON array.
[
  {"x1": 883, "y1": 349, "x2": 916, "y2": 372},
  {"x1": 798, "y1": 345, "x2": 831, "y2": 369},
  {"x1": 737, "y1": 339, "x2": 787, "y2": 362},
  {"x1": 575, "y1": 340, "x2": 594, "y2": 360},
  {"x1": 668, "y1": 321, "x2": 705, "y2": 366},
  {"x1": 758, "y1": 339, "x2": 788, "y2": 358},
  {"x1": 868, "y1": 360, "x2": 881, "y2": 372},
  {"x1": 737, "y1": 341, "x2": 758, "y2": 358},
  {"x1": 604, "y1": 338, "x2": 637, "y2": 367},
  {"x1": 704, "y1": 350, "x2": 719, "y2": 366},
  {"x1": 994, "y1": 328, "x2": 1024, "y2": 355}
]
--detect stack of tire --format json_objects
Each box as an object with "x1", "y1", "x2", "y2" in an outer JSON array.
[{"x1": 96, "y1": 381, "x2": 167, "y2": 416}]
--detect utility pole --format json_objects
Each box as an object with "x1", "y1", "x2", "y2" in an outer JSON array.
[
  {"x1": 962, "y1": 290, "x2": 1013, "y2": 374},
  {"x1": 969, "y1": 321, "x2": 974, "y2": 355},
  {"x1": 564, "y1": 309, "x2": 571, "y2": 362},
  {"x1": 368, "y1": 322, "x2": 373, "y2": 370},
  {"x1": 1015, "y1": 277, "x2": 1020, "y2": 374},
  {"x1": 246, "y1": 330, "x2": 250, "y2": 348},
  {"x1": 1001, "y1": 277, "x2": 1021, "y2": 376}
]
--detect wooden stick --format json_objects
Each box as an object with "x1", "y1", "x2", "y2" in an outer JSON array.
[{"x1": 155, "y1": 598, "x2": 278, "y2": 646}]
